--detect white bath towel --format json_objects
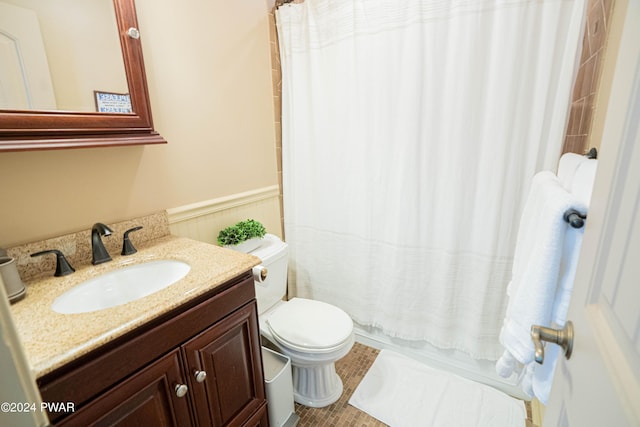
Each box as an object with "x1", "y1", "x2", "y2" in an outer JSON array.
[
  {"x1": 524, "y1": 159, "x2": 596, "y2": 403},
  {"x1": 551, "y1": 226, "x2": 583, "y2": 325},
  {"x1": 521, "y1": 227, "x2": 583, "y2": 404},
  {"x1": 497, "y1": 171, "x2": 586, "y2": 374},
  {"x1": 523, "y1": 331, "x2": 562, "y2": 404},
  {"x1": 572, "y1": 159, "x2": 598, "y2": 206},
  {"x1": 557, "y1": 152, "x2": 588, "y2": 190}
]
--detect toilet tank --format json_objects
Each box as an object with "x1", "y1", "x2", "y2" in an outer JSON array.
[{"x1": 243, "y1": 234, "x2": 289, "y2": 315}]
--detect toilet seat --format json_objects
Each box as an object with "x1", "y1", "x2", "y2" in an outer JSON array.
[{"x1": 266, "y1": 298, "x2": 353, "y2": 351}]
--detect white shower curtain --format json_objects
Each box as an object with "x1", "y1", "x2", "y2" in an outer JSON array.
[{"x1": 276, "y1": 0, "x2": 585, "y2": 360}]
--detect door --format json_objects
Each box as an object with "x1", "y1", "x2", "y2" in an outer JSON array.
[
  {"x1": 0, "y1": 279, "x2": 48, "y2": 427},
  {"x1": 544, "y1": 1, "x2": 640, "y2": 425},
  {"x1": 182, "y1": 302, "x2": 267, "y2": 427},
  {"x1": 0, "y1": 2, "x2": 56, "y2": 110}
]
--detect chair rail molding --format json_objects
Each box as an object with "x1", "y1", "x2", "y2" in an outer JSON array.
[{"x1": 167, "y1": 186, "x2": 280, "y2": 224}]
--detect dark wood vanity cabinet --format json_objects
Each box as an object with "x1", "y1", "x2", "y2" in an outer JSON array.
[
  {"x1": 38, "y1": 271, "x2": 268, "y2": 426},
  {"x1": 184, "y1": 304, "x2": 265, "y2": 426},
  {"x1": 55, "y1": 350, "x2": 194, "y2": 426}
]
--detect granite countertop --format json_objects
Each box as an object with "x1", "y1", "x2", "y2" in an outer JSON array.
[{"x1": 9, "y1": 235, "x2": 260, "y2": 379}]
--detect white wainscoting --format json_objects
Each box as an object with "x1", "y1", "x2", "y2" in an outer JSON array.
[{"x1": 167, "y1": 185, "x2": 282, "y2": 245}]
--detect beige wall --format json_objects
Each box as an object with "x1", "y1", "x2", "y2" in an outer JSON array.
[{"x1": 0, "y1": 0, "x2": 279, "y2": 247}]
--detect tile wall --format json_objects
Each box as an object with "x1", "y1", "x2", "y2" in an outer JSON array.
[
  {"x1": 269, "y1": 0, "x2": 304, "y2": 238},
  {"x1": 268, "y1": 6, "x2": 284, "y2": 237},
  {"x1": 562, "y1": 0, "x2": 615, "y2": 154}
]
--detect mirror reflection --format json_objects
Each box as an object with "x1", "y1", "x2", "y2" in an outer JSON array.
[{"x1": 0, "y1": 0, "x2": 129, "y2": 113}]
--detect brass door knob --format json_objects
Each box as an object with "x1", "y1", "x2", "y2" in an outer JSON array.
[{"x1": 530, "y1": 321, "x2": 574, "y2": 364}]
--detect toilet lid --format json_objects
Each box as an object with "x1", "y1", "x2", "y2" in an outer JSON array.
[{"x1": 266, "y1": 298, "x2": 353, "y2": 350}]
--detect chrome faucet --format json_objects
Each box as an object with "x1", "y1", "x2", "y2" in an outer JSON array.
[{"x1": 91, "y1": 222, "x2": 113, "y2": 265}]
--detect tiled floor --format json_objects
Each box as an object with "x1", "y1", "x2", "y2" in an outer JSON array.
[
  {"x1": 294, "y1": 342, "x2": 386, "y2": 426},
  {"x1": 294, "y1": 342, "x2": 533, "y2": 426}
]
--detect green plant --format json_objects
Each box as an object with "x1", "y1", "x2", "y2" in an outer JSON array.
[
  {"x1": 240, "y1": 219, "x2": 266, "y2": 239},
  {"x1": 217, "y1": 225, "x2": 248, "y2": 246},
  {"x1": 217, "y1": 219, "x2": 266, "y2": 246}
]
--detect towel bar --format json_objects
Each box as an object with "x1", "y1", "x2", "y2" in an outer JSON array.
[{"x1": 563, "y1": 209, "x2": 586, "y2": 228}]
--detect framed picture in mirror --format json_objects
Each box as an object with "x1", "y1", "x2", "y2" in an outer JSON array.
[{"x1": 94, "y1": 91, "x2": 132, "y2": 114}]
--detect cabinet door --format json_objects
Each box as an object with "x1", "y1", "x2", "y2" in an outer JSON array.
[
  {"x1": 57, "y1": 350, "x2": 193, "y2": 427},
  {"x1": 183, "y1": 302, "x2": 266, "y2": 427}
]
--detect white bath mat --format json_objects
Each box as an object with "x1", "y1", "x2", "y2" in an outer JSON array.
[{"x1": 349, "y1": 349, "x2": 526, "y2": 427}]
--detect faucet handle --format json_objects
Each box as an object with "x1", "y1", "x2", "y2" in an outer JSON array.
[
  {"x1": 122, "y1": 226, "x2": 143, "y2": 255},
  {"x1": 31, "y1": 249, "x2": 75, "y2": 277}
]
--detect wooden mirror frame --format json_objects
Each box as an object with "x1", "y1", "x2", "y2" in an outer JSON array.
[{"x1": 0, "y1": 0, "x2": 166, "y2": 152}]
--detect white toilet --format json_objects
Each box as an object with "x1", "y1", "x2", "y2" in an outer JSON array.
[{"x1": 240, "y1": 234, "x2": 354, "y2": 408}]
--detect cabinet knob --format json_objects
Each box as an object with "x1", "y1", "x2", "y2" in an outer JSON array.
[
  {"x1": 194, "y1": 370, "x2": 207, "y2": 383},
  {"x1": 175, "y1": 384, "x2": 188, "y2": 398},
  {"x1": 127, "y1": 27, "x2": 140, "y2": 39}
]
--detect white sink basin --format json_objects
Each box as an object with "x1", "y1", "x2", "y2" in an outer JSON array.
[{"x1": 52, "y1": 260, "x2": 191, "y2": 314}]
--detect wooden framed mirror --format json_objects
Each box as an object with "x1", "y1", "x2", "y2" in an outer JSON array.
[{"x1": 0, "y1": 0, "x2": 166, "y2": 151}]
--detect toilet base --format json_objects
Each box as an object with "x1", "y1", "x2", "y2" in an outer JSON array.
[{"x1": 292, "y1": 362, "x2": 343, "y2": 408}]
